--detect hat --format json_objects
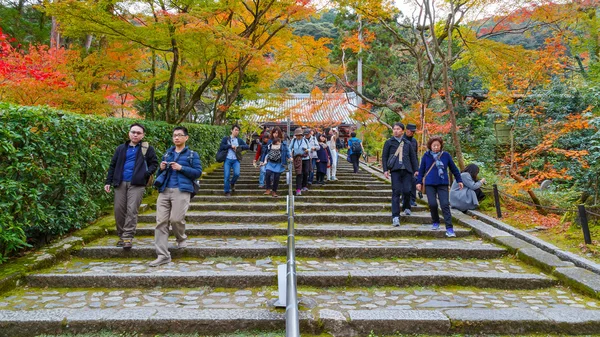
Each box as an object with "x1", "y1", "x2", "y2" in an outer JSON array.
[
  {"x1": 406, "y1": 123, "x2": 417, "y2": 131},
  {"x1": 303, "y1": 129, "x2": 311, "y2": 135},
  {"x1": 293, "y1": 128, "x2": 303, "y2": 136}
]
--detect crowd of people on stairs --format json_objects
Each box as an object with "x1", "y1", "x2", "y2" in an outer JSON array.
[{"x1": 103, "y1": 122, "x2": 487, "y2": 267}]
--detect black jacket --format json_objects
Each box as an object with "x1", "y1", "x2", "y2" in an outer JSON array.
[
  {"x1": 381, "y1": 135, "x2": 419, "y2": 173},
  {"x1": 105, "y1": 141, "x2": 159, "y2": 187}
]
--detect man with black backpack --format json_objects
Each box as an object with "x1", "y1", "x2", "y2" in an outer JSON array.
[
  {"x1": 104, "y1": 123, "x2": 158, "y2": 250},
  {"x1": 347, "y1": 131, "x2": 364, "y2": 174},
  {"x1": 382, "y1": 122, "x2": 419, "y2": 227}
]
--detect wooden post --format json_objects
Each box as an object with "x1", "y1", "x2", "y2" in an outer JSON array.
[
  {"x1": 578, "y1": 205, "x2": 592, "y2": 245},
  {"x1": 493, "y1": 184, "x2": 502, "y2": 218}
]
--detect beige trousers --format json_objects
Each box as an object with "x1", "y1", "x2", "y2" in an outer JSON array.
[
  {"x1": 155, "y1": 188, "x2": 190, "y2": 259},
  {"x1": 114, "y1": 182, "x2": 146, "y2": 240}
]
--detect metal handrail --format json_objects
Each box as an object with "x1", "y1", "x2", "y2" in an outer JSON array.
[{"x1": 285, "y1": 158, "x2": 299, "y2": 336}]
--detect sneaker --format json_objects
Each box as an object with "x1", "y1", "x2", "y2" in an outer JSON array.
[
  {"x1": 272, "y1": 191, "x2": 279, "y2": 198},
  {"x1": 296, "y1": 190, "x2": 302, "y2": 196},
  {"x1": 445, "y1": 228, "x2": 456, "y2": 238},
  {"x1": 224, "y1": 192, "x2": 231, "y2": 197},
  {"x1": 302, "y1": 187, "x2": 309, "y2": 191},
  {"x1": 404, "y1": 209, "x2": 412, "y2": 216},
  {"x1": 431, "y1": 223, "x2": 440, "y2": 230},
  {"x1": 122, "y1": 239, "x2": 132, "y2": 250},
  {"x1": 258, "y1": 185, "x2": 265, "y2": 188},
  {"x1": 263, "y1": 189, "x2": 272, "y2": 195},
  {"x1": 149, "y1": 257, "x2": 171, "y2": 267},
  {"x1": 392, "y1": 217, "x2": 400, "y2": 227},
  {"x1": 418, "y1": 191, "x2": 423, "y2": 199},
  {"x1": 177, "y1": 240, "x2": 187, "y2": 249},
  {"x1": 231, "y1": 183, "x2": 236, "y2": 192},
  {"x1": 116, "y1": 239, "x2": 124, "y2": 247},
  {"x1": 410, "y1": 201, "x2": 418, "y2": 207}
]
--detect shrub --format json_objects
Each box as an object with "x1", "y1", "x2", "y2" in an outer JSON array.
[{"x1": 0, "y1": 103, "x2": 227, "y2": 262}]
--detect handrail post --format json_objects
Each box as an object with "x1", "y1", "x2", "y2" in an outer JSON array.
[{"x1": 285, "y1": 152, "x2": 299, "y2": 336}]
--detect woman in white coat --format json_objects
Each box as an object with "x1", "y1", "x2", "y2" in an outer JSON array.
[{"x1": 450, "y1": 164, "x2": 486, "y2": 212}]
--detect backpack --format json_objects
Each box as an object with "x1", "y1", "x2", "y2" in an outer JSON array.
[
  {"x1": 350, "y1": 140, "x2": 362, "y2": 154},
  {"x1": 187, "y1": 150, "x2": 201, "y2": 200},
  {"x1": 267, "y1": 144, "x2": 282, "y2": 163},
  {"x1": 336, "y1": 138, "x2": 344, "y2": 150},
  {"x1": 141, "y1": 142, "x2": 153, "y2": 187}
]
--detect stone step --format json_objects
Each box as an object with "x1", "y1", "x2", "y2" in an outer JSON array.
[
  {"x1": 195, "y1": 189, "x2": 391, "y2": 196},
  {"x1": 200, "y1": 178, "x2": 384, "y2": 185},
  {"x1": 78, "y1": 236, "x2": 507, "y2": 259},
  {"x1": 184, "y1": 203, "x2": 427, "y2": 213},
  {"x1": 199, "y1": 183, "x2": 388, "y2": 191},
  {"x1": 119, "y1": 223, "x2": 470, "y2": 238},
  {"x1": 1, "y1": 286, "x2": 599, "y2": 336},
  {"x1": 191, "y1": 195, "x2": 396, "y2": 203},
  {"x1": 26, "y1": 256, "x2": 555, "y2": 289},
  {"x1": 137, "y1": 211, "x2": 431, "y2": 224}
]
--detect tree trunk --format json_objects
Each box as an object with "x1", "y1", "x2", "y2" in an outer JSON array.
[
  {"x1": 509, "y1": 169, "x2": 547, "y2": 215},
  {"x1": 50, "y1": 17, "x2": 60, "y2": 48},
  {"x1": 149, "y1": 50, "x2": 156, "y2": 120},
  {"x1": 165, "y1": 35, "x2": 179, "y2": 124}
]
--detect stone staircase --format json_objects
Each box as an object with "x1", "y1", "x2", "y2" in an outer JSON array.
[{"x1": 1, "y1": 154, "x2": 600, "y2": 336}]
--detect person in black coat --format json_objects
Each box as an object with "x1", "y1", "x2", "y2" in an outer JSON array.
[
  {"x1": 381, "y1": 122, "x2": 419, "y2": 227},
  {"x1": 104, "y1": 123, "x2": 158, "y2": 249}
]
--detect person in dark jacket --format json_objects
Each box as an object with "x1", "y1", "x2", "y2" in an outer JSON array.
[
  {"x1": 150, "y1": 126, "x2": 202, "y2": 267},
  {"x1": 315, "y1": 133, "x2": 331, "y2": 185},
  {"x1": 416, "y1": 136, "x2": 463, "y2": 238},
  {"x1": 405, "y1": 123, "x2": 419, "y2": 207},
  {"x1": 219, "y1": 124, "x2": 250, "y2": 196},
  {"x1": 347, "y1": 132, "x2": 364, "y2": 174},
  {"x1": 381, "y1": 122, "x2": 419, "y2": 227},
  {"x1": 104, "y1": 123, "x2": 158, "y2": 250}
]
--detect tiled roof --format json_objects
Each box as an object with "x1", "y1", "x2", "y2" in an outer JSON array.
[{"x1": 242, "y1": 92, "x2": 359, "y2": 125}]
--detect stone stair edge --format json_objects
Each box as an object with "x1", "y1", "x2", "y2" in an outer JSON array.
[
  {"x1": 1, "y1": 307, "x2": 599, "y2": 336},
  {"x1": 25, "y1": 270, "x2": 556, "y2": 289}
]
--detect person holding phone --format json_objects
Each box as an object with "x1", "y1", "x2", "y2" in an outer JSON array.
[
  {"x1": 104, "y1": 123, "x2": 158, "y2": 250},
  {"x1": 150, "y1": 126, "x2": 202, "y2": 267},
  {"x1": 219, "y1": 124, "x2": 249, "y2": 197}
]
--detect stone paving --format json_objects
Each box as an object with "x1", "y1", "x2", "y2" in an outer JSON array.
[
  {"x1": 40, "y1": 257, "x2": 537, "y2": 275},
  {"x1": 1, "y1": 286, "x2": 597, "y2": 312}
]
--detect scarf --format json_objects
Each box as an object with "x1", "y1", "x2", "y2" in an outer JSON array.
[{"x1": 430, "y1": 150, "x2": 445, "y2": 178}]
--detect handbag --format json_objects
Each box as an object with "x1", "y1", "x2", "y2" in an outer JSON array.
[
  {"x1": 386, "y1": 140, "x2": 405, "y2": 171},
  {"x1": 190, "y1": 180, "x2": 200, "y2": 199},
  {"x1": 216, "y1": 137, "x2": 231, "y2": 163}
]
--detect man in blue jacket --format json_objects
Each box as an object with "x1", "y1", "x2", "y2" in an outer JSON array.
[
  {"x1": 150, "y1": 126, "x2": 202, "y2": 267},
  {"x1": 381, "y1": 122, "x2": 419, "y2": 227},
  {"x1": 219, "y1": 124, "x2": 250, "y2": 196},
  {"x1": 104, "y1": 123, "x2": 158, "y2": 250}
]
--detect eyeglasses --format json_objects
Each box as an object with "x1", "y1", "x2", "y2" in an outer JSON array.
[
  {"x1": 130, "y1": 131, "x2": 143, "y2": 135},
  {"x1": 173, "y1": 134, "x2": 188, "y2": 138}
]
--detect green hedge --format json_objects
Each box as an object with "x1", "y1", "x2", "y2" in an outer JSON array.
[{"x1": 0, "y1": 103, "x2": 228, "y2": 262}]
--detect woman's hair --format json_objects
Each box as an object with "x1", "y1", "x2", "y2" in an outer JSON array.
[
  {"x1": 351, "y1": 132, "x2": 357, "y2": 138},
  {"x1": 271, "y1": 126, "x2": 282, "y2": 139},
  {"x1": 319, "y1": 133, "x2": 327, "y2": 142},
  {"x1": 463, "y1": 163, "x2": 480, "y2": 181},
  {"x1": 426, "y1": 136, "x2": 444, "y2": 150}
]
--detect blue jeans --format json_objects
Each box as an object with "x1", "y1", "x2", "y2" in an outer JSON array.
[
  {"x1": 259, "y1": 165, "x2": 266, "y2": 187},
  {"x1": 223, "y1": 158, "x2": 241, "y2": 193}
]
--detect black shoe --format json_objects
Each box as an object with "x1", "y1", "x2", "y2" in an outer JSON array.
[
  {"x1": 231, "y1": 183, "x2": 236, "y2": 192},
  {"x1": 410, "y1": 201, "x2": 418, "y2": 207},
  {"x1": 418, "y1": 191, "x2": 423, "y2": 199}
]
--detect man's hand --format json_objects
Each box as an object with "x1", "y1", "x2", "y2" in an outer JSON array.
[
  {"x1": 104, "y1": 184, "x2": 111, "y2": 193},
  {"x1": 414, "y1": 172, "x2": 419, "y2": 177},
  {"x1": 384, "y1": 171, "x2": 390, "y2": 179},
  {"x1": 416, "y1": 184, "x2": 422, "y2": 191},
  {"x1": 458, "y1": 182, "x2": 464, "y2": 189},
  {"x1": 170, "y1": 162, "x2": 182, "y2": 171},
  {"x1": 160, "y1": 161, "x2": 168, "y2": 170}
]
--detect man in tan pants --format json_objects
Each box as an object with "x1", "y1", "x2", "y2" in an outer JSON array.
[
  {"x1": 150, "y1": 126, "x2": 202, "y2": 267},
  {"x1": 104, "y1": 123, "x2": 158, "y2": 250}
]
